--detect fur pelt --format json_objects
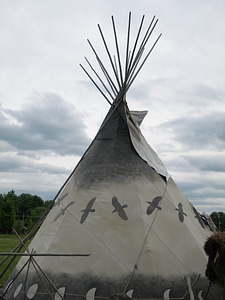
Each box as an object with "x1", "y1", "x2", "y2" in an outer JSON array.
[{"x1": 204, "y1": 232, "x2": 225, "y2": 287}]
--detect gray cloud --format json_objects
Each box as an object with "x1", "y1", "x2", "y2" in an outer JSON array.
[
  {"x1": 184, "y1": 154, "x2": 225, "y2": 173},
  {"x1": 0, "y1": 153, "x2": 68, "y2": 174},
  {"x1": 167, "y1": 169, "x2": 225, "y2": 213},
  {"x1": 189, "y1": 82, "x2": 224, "y2": 102},
  {"x1": 0, "y1": 93, "x2": 90, "y2": 156},
  {"x1": 160, "y1": 111, "x2": 225, "y2": 150}
]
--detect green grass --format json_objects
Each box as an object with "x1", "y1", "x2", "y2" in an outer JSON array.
[{"x1": 0, "y1": 234, "x2": 30, "y2": 287}]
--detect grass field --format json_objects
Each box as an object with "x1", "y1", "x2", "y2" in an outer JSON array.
[{"x1": 0, "y1": 234, "x2": 29, "y2": 287}]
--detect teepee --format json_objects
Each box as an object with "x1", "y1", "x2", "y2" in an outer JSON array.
[{"x1": 1, "y1": 13, "x2": 222, "y2": 299}]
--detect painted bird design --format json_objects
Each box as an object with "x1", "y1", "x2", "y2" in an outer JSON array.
[
  {"x1": 55, "y1": 193, "x2": 69, "y2": 206},
  {"x1": 80, "y1": 197, "x2": 96, "y2": 224},
  {"x1": 175, "y1": 203, "x2": 187, "y2": 223},
  {"x1": 192, "y1": 206, "x2": 205, "y2": 229},
  {"x1": 146, "y1": 196, "x2": 162, "y2": 215},
  {"x1": 54, "y1": 201, "x2": 75, "y2": 221},
  {"x1": 112, "y1": 196, "x2": 128, "y2": 220}
]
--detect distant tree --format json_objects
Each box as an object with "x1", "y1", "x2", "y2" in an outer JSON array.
[
  {"x1": 0, "y1": 193, "x2": 3, "y2": 202},
  {"x1": 44, "y1": 200, "x2": 53, "y2": 208},
  {"x1": 14, "y1": 193, "x2": 44, "y2": 226},
  {"x1": 27, "y1": 206, "x2": 47, "y2": 231},
  {"x1": 0, "y1": 190, "x2": 17, "y2": 203},
  {"x1": 0, "y1": 191, "x2": 48, "y2": 233},
  {"x1": 0, "y1": 191, "x2": 16, "y2": 233},
  {"x1": 210, "y1": 212, "x2": 225, "y2": 231}
]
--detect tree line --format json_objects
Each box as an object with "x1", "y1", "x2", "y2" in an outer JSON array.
[
  {"x1": 210, "y1": 211, "x2": 225, "y2": 231},
  {"x1": 0, "y1": 190, "x2": 224, "y2": 234},
  {"x1": 0, "y1": 190, "x2": 52, "y2": 234}
]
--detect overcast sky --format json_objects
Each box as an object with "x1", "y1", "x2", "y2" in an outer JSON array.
[{"x1": 0, "y1": 0, "x2": 224, "y2": 214}]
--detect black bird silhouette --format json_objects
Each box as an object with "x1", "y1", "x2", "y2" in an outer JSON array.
[
  {"x1": 54, "y1": 201, "x2": 75, "y2": 221},
  {"x1": 175, "y1": 203, "x2": 187, "y2": 223},
  {"x1": 146, "y1": 196, "x2": 162, "y2": 215},
  {"x1": 80, "y1": 197, "x2": 96, "y2": 224},
  {"x1": 112, "y1": 197, "x2": 128, "y2": 220},
  {"x1": 55, "y1": 193, "x2": 69, "y2": 206},
  {"x1": 192, "y1": 206, "x2": 205, "y2": 229}
]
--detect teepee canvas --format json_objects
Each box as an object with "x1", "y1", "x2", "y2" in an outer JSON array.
[{"x1": 1, "y1": 13, "x2": 221, "y2": 300}]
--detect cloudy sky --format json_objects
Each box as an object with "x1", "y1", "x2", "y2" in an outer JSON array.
[{"x1": 0, "y1": 0, "x2": 224, "y2": 214}]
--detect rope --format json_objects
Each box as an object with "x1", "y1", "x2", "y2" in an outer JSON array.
[
  {"x1": 23, "y1": 253, "x2": 32, "y2": 300},
  {"x1": 2, "y1": 229, "x2": 65, "y2": 300},
  {"x1": 0, "y1": 202, "x2": 53, "y2": 279},
  {"x1": 0, "y1": 290, "x2": 186, "y2": 300},
  {"x1": 204, "y1": 281, "x2": 212, "y2": 300},
  {"x1": 1, "y1": 259, "x2": 30, "y2": 298},
  {"x1": 24, "y1": 250, "x2": 53, "y2": 299},
  {"x1": 123, "y1": 180, "x2": 168, "y2": 294}
]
